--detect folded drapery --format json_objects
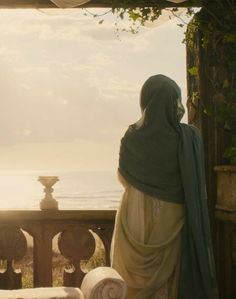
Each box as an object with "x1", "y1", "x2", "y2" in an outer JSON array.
[
  {"x1": 166, "y1": 0, "x2": 188, "y2": 3},
  {"x1": 50, "y1": 0, "x2": 91, "y2": 8},
  {"x1": 81, "y1": 267, "x2": 127, "y2": 299},
  {"x1": 50, "y1": 0, "x2": 187, "y2": 8}
]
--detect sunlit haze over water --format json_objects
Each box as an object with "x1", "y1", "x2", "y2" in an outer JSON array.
[{"x1": 0, "y1": 8, "x2": 190, "y2": 209}]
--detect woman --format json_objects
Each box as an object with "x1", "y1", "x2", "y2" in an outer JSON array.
[{"x1": 111, "y1": 75, "x2": 218, "y2": 299}]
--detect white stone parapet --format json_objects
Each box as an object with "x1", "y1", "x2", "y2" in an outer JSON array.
[{"x1": 0, "y1": 267, "x2": 127, "y2": 299}]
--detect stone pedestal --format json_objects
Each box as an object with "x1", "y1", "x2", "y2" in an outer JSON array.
[
  {"x1": 215, "y1": 166, "x2": 236, "y2": 211},
  {"x1": 38, "y1": 176, "x2": 59, "y2": 210}
]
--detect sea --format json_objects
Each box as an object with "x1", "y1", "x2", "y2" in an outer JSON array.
[{"x1": 0, "y1": 171, "x2": 123, "y2": 210}]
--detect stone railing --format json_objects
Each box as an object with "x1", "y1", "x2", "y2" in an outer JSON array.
[{"x1": 0, "y1": 210, "x2": 116, "y2": 290}]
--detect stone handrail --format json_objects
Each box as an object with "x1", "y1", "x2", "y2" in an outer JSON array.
[
  {"x1": 0, "y1": 210, "x2": 116, "y2": 290},
  {"x1": 0, "y1": 267, "x2": 127, "y2": 299}
]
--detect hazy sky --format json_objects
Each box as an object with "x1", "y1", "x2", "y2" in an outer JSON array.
[{"x1": 0, "y1": 8, "x2": 189, "y2": 172}]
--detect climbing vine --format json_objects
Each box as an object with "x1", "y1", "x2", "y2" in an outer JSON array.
[
  {"x1": 109, "y1": 0, "x2": 236, "y2": 164},
  {"x1": 193, "y1": 1, "x2": 236, "y2": 164},
  {"x1": 82, "y1": 0, "x2": 236, "y2": 163}
]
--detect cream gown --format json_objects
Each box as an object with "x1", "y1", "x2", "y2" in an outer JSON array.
[{"x1": 111, "y1": 174, "x2": 184, "y2": 299}]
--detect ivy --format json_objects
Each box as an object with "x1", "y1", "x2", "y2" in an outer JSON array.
[
  {"x1": 200, "y1": 2, "x2": 236, "y2": 164},
  {"x1": 109, "y1": 0, "x2": 236, "y2": 164},
  {"x1": 188, "y1": 66, "x2": 198, "y2": 76}
]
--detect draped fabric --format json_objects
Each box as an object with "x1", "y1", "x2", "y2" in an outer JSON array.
[
  {"x1": 178, "y1": 124, "x2": 218, "y2": 299},
  {"x1": 50, "y1": 0, "x2": 187, "y2": 9},
  {"x1": 50, "y1": 0, "x2": 91, "y2": 8},
  {"x1": 166, "y1": 0, "x2": 188, "y2": 3},
  {"x1": 117, "y1": 75, "x2": 218, "y2": 298},
  {"x1": 111, "y1": 174, "x2": 184, "y2": 299},
  {"x1": 119, "y1": 75, "x2": 185, "y2": 204}
]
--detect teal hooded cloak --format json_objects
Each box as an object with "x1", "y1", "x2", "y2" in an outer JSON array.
[{"x1": 118, "y1": 75, "x2": 218, "y2": 299}]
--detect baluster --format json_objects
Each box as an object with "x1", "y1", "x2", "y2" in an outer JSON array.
[
  {"x1": 30, "y1": 225, "x2": 58, "y2": 287},
  {"x1": 58, "y1": 227, "x2": 95, "y2": 287},
  {"x1": 0, "y1": 226, "x2": 27, "y2": 289},
  {"x1": 93, "y1": 226, "x2": 114, "y2": 266}
]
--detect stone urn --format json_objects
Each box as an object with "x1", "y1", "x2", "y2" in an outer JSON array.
[
  {"x1": 38, "y1": 176, "x2": 59, "y2": 210},
  {"x1": 214, "y1": 165, "x2": 236, "y2": 212}
]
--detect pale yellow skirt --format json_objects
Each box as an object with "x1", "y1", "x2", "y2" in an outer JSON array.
[{"x1": 111, "y1": 175, "x2": 184, "y2": 299}]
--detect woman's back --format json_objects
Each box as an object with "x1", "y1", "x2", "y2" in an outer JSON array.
[{"x1": 111, "y1": 74, "x2": 218, "y2": 299}]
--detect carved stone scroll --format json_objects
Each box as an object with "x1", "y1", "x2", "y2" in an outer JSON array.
[
  {"x1": 0, "y1": 226, "x2": 27, "y2": 289},
  {"x1": 58, "y1": 227, "x2": 95, "y2": 287}
]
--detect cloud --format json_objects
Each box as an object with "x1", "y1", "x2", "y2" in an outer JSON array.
[
  {"x1": 15, "y1": 66, "x2": 50, "y2": 74},
  {"x1": 0, "y1": 140, "x2": 120, "y2": 171},
  {"x1": 0, "y1": 9, "x2": 188, "y2": 170},
  {"x1": 18, "y1": 82, "x2": 32, "y2": 90},
  {"x1": 0, "y1": 46, "x2": 20, "y2": 63}
]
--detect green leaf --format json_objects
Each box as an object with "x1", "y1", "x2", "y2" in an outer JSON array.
[
  {"x1": 223, "y1": 79, "x2": 229, "y2": 88},
  {"x1": 188, "y1": 66, "x2": 198, "y2": 76},
  {"x1": 224, "y1": 121, "x2": 231, "y2": 130},
  {"x1": 223, "y1": 33, "x2": 236, "y2": 43},
  {"x1": 128, "y1": 11, "x2": 141, "y2": 22}
]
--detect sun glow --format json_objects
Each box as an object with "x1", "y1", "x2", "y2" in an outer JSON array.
[{"x1": 0, "y1": 9, "x2": 189, "y2": 208}]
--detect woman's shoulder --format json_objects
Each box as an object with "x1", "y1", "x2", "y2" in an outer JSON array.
[{"x1": 180, "y1": 123, "x2": 201, "y2": 138}]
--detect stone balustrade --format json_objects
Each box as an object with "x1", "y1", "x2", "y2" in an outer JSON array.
[{"x1": 0, "y1": 210, "x2": 116, "y2": 290}]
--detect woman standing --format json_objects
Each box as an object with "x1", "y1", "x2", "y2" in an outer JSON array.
[{"x1": 111, "y1": 75, "x2": 218, "y2": 299}]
